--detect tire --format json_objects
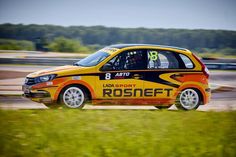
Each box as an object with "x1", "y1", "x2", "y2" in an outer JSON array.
[
  {"x1": 59, "y1": 85, "x2": 87, "y2": 109},
  {"x1": 155, "y1": 106, "x2": 170, "y2": 110},
  {"x1": 175, "y1": 88, "x2": 200, "y2": 110}
]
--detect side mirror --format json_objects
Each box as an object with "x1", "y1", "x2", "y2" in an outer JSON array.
[{"x1": 101, "y1": 63, "x2": 113, "y2": 71}]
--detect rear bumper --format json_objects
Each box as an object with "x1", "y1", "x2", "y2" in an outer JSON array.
[{"x1": 204, "y1": 88, "x2": 211, "y2": 104}]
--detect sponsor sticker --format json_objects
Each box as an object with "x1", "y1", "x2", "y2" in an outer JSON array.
[{"x1": 102, "y1": 83, "x2": 172, "y2": 97}]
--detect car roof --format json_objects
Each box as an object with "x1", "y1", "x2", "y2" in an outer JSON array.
[{"x1": 107, "y1": 44, "x2": 189, "y2": 51}]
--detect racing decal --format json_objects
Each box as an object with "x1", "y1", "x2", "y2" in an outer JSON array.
[
  {"x1": 144, "y1": 71, "x2": 180, "y2": 88},
  {"x1": 105, "y1": 73, "x2": 111, "y2": 80},
  {"x1": 103, "y1": 84, "x2": 136, "y2": 88},
  {"x1": 99, "y1": 71, "x2": 180, "y2": 88},
  {"x1": 102, "y1": 72, "x2": 131, "y2": 80},
  {"x1": 102, "y1": 86, "x2": 173, "y2": 97},
  {"x1": 148, "y1": 51, "x2": 159, "y2": 61},
  {"x1": 56, "y1": 70, "x2": 201, "y2": 88},
  {"x1": 102, "y1": 83, "x2": 172, "y2": 98}
]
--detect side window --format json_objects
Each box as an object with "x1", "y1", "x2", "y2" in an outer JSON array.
[
  {"x1": 105, "y1": 50, "x2": 146, "y2": 70},
  {"x1": 158, "y1": 53, "x2": 169, "y2": 68},
  {"x1": 179, "y1": 54, "x2": 194, "y2": 69},
  {"x1": 147, "y1": 50, "x2": 180, "y2": 69}
]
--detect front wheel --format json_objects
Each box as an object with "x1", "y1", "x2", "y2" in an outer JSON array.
[
  {"x1": 175, "y1": 88, "x2": 200, "y2": 110},
  {"x1": 59, "y1": 86, "x2": 86, "y2": 109}
]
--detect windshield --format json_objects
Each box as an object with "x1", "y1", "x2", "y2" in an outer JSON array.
[{"x1": 74, "y1": 51, "x2": 110, "y2": 67}]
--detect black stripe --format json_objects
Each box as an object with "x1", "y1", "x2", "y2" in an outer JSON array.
[
  {"x1": 56, "y1": 70, "x2": 202, "y2": 88},
  {"x1": 56, "y1": 70, "x2": 201, "y2": 78},
  {"x1": 142, "y1": 71, "x2": 180, "y2": 88}
]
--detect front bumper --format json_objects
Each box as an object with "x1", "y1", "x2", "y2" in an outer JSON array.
[
  {"x1": 23, "y1": 91, "x2": 50, "y2": 98},
  {"x1": 22, "y1": 85, "x2": 53, "y2": 103}
]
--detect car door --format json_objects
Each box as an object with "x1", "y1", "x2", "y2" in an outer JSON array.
[
  {"x1": 143, "y1": 49, "x2": 184, "y2": 103},
  {"x1": 95, "y1": 49, "x2": 147, "y2": 100}
]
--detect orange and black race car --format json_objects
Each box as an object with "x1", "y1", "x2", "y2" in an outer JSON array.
[{"x1": 22, "y1": 44, "x2": 211, "y2": 110}]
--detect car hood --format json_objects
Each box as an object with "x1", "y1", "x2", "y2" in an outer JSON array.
[{"x1": 27, "y1": 65, "x2": 94, "y2": 78}]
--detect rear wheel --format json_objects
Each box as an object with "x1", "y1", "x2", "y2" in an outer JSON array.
[
  {"x1": 59, "y1": 86, "x2": 87, "y2": 109},
  {"x1": 176, "y1": 88, "x2": 200, "y2": 110}
]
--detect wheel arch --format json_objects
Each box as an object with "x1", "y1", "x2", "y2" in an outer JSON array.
[
  {"x1": 189, "y1": 87, "x2": 204, "y2": 105},
  {"x1": 54, "y1": 80, "x2": 95, "y2": 102},
  {"x1": 176, "y1": 84, "x2": 206, "y2": 105}
]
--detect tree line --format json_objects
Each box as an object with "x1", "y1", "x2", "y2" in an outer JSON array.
[{"x1": 0, "y1": 23, "x2": 236, "y2": 52}]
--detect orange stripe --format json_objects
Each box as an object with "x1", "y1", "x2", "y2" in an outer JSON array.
[
  {"x1": 172, "y1": 73, "x2": 208, "y2": 84},
  {"x1": 92, "y1": 98, "x2": 175, "y2": 106}
]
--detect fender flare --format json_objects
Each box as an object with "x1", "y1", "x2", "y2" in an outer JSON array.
[
  {"x1": 175, "y1": 84, "x2": 207, "y2": 104},
  {"x1": 53, "y1": 80, "x2": 96, "y2": 101}
]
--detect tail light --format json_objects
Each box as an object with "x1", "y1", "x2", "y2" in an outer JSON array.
[{"x1": 192, "y1": 54, "x2": 209, "y2": 78}]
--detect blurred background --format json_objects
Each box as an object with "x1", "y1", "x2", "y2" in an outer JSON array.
[{"x1": 0, "y1": 0, "x2": 236, "y2": 57}]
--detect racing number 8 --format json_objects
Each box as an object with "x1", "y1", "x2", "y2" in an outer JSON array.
[
  {"x1": 105, "y1": 73, "x2": 111, "y2": 80},
  {"x1": 148, "y1": 51, "x2": 158, "y2": 61}
]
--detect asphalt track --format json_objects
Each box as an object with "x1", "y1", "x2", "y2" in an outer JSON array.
[{"x1": 0, "y1": 65, "x2": 236, "y2": 111}]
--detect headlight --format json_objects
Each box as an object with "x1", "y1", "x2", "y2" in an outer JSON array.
[
  {"x1": 39, "y1": 75, "x2": 50, "y2": 82},
  {"x1": 35, "y1": 74, "x2": 57, "y2": 83}
]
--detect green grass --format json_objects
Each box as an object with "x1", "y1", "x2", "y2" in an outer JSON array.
[{"x1": 0, "y1": 110, "x2": 235, "y2": 157}]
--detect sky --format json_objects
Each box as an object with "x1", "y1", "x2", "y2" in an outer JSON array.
[{"x1": 0, "y1": 0, "x2": 236, "y2": 30}]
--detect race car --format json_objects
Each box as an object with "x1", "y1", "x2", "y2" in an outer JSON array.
[{"x1": 22, "y1": 44, "x2": 211, "y2": 110}]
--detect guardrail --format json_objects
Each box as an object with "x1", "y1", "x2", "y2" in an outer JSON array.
[
  {"x1": 0, "y1": 58, "x2": 236, "y2": 70},
  {"x1": 0, "y1": 58, "x2": 77, "y2": 66},
  {"x1": 204, "y1": 63, "x2": 236, "y2": 70}
]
